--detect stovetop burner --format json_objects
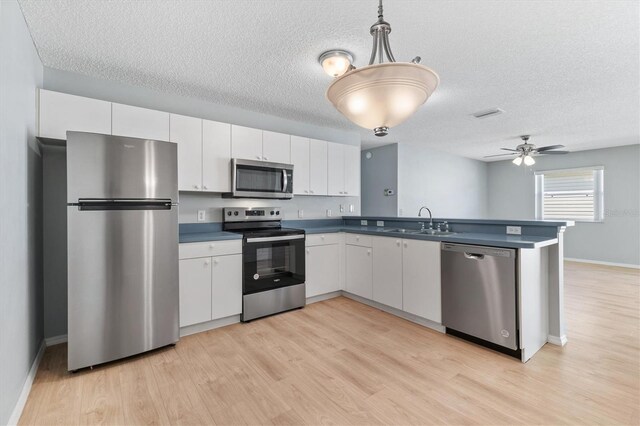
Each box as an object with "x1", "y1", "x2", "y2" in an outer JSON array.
[{"x1": 222, "y1": 207, "x2": 304, "y2": 237}]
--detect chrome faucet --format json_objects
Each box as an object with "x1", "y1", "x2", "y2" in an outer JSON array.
[{"x1": 418, "y1": 206, "x2": 433, "y2": 229}]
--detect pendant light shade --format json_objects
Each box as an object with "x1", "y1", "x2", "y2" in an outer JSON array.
[
  {"x1": 321, "y1": 0, "x2": 439, "y2": 136},
  {"x1": 326, "y1": 63, "x2": 439, "y2": 136}
]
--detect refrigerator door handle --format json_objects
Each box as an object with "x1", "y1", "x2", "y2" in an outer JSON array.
[{"x1": 75, "y1": 199, "x2": 173, "y2": 211}]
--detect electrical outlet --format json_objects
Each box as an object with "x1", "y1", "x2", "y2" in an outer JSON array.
[
  {"x1": 377, "y1": 221, "x2": 384, "y2": 227},
  {"x1": 350, "y1": 204, "x2": 355, "y2": 213},
  {"x1": 361, "y1": 220, "x2": 368, "y2": 226},
  {"x1": 298, "y1": 209, "x2": 304, "y2": 218},
  {"x1": 197, "y1": 210, "x2": 206, "y2": 222},
  {"x1": 326, "y1": 209, "x2": 332, "y2": 217},
  {"x1": 506, "y1": 226, "x2": 522, "y2": 235},
  {"x1": 340, "y1": 204, "x2": 345, "y2": 213}
]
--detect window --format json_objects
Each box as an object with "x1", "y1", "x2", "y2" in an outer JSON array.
[{"x1": 535, "y1": 167, "x2": 604, "y2": 222}]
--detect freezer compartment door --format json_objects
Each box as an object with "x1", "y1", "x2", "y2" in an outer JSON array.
[
  {"x1": 67, "y1": 206, "x2": 179, "y2": 371},
  {"x1": 441, "y1": 244, "x2": 518, "y2": 350},
  {"x1": 66, "y1": 132, "x2": 177, "y2": 202}
]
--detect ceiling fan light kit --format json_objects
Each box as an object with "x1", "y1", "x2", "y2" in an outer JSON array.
[
  {"x1": 321, "y1": 0, "x2": 439, "y2": 137},
  {"x1": 486, "y1": 135, "x2": 568, "y2": 166}
]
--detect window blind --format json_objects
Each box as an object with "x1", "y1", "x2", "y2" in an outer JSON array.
[{"x1": 535, "y1": 167, "x2": 604, "y2": 222}]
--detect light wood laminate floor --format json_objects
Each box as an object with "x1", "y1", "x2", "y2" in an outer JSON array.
[{"x1": 19, "y1": 262, "x2": 640, "y2": 425}]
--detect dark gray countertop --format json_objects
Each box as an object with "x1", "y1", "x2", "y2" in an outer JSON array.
[
  {"x1": 178, "y1": 220, "x2": 560, "y2": 248},
  {"x1": 304, "y1": 226, "x2": 557, "y2": 249}
]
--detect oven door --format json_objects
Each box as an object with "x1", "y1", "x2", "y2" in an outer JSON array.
[
  {"x1": 243, "y1": 234, "x2": 305, "y2": 294},
  {"x1": 231, "y1": 158, "x2": 293, "y2": 199}
]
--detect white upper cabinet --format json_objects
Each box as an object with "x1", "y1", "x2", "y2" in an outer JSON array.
[
  {"x1": 327, "y1": 143, "x2": 360, "y2": 196},
  {"x1": 231, "y1": 125, "x2": 263, "y2": 161},
  {"x1": 402, "y1": 239, "x2": 441, "y2": 322},
  {"x1": 112, "y1": 103, "x2": 170, "y2": 141},
  {"x1": 309, "y1": 139, "x2": 328, "y2": 196},
  {"x1": 38, "y1": 89, "x2": 111, "y2": 140},
  {"x1": 344, "y1": 145, "x2": 361, "y2": 196},
  {"x1": 372, "y1": 236, "x2": 403, "y2": 310},
  {"x1": 262, "y1": 131, "x2": 291, "y2": 164},
  {"x1": 170, "y1": 114, "x2": 202, "y2": 192},
  {"x1": 202, "y1": 120, "x2": 232, "y2": 193},
  {"x1": 327, "y1": 143, "x2": 346, "y2": 196},
  {"x1": 290, "y1": 136, "x2": 310, "y2": 195}
]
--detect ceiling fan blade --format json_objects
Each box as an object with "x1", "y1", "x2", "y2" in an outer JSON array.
[
  {"x1": 536, "y1": 145, "x2": 565, "y2": 152},
  {"x1": 538, "y1": 150, "x2": 569, "y2": 155},
  {"x1": 500, "y1": 148, "x2": 520, "y2": 152},
  {"x1": 484, "y1": 153, "x2": 518, "y2": 158}
]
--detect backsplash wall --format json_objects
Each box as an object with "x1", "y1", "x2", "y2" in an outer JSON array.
[{"x1": 179, "y1": 192, "x2": 360, "y2": 223}]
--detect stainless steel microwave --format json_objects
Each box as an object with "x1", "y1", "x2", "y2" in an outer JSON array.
[{"x1": 226, "y1": 158, "x2": 294, "y2": 199}]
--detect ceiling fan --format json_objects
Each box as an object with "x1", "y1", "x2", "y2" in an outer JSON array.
[{"x1": 484, "y1": 135, "x2": 569, "y2": 166}]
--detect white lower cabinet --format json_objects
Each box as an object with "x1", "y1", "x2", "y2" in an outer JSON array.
[
  {"x1": 372, "y1": 237, "x2": 403, "y2": 310},
  {"x1": 179, "y1": 257, "x2": 212, "y2": 327},
  {"x1": 306, "y1": 244, "x2": 340, "y2": 297},
  {"x1": 179, "y1": 240, "x2": 242, "y2": 328},
  {"x1": 402, "y1": 239, "x2": 441, "y2": 322},
  {"x1": 211, "y1": 254, "x2": 242, "y2": 319},
  {"x1": 345, "y1": 244, "x2": 373, "y2": 299}
]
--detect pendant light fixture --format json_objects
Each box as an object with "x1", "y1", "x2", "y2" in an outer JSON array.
[{"x1": 322, "y1": 0, "x2": 439, "y2": 137}]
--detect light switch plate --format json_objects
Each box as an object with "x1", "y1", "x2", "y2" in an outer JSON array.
[
  {"x1": 326, "y1": 209, "x2": 332, "y2": 217},
  {"x1": 506, "y1": 226, "x2": 522, "y2": 235},
  {"x1": 360, "y1": 220, "x2": 368, "y2": 226},
  {"x1": 340, "y1": 204, "x2": 345, "y2": 213},
  {"x1": 298, "y1": 209, "x2": 304, "y2": 218},
  {"x1": 197, "y1": 210, "x2": 206, "y2": 222},
  {"x1": 350, "y1": 204, "x2": 355, "y2": 213},
  {"x1": 377, "y1": 221, "x2": 384, "y2": 227}
]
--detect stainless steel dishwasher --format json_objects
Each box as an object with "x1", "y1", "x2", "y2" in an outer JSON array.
[{"x1": 441, "y1": 243, "x2": 519, "y2": 356}]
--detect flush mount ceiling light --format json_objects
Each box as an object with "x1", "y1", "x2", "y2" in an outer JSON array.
[
  {"x1": 322, "y1": 0, "x2": 439, "y2": 137},
  {"x1": 318, "y1": 50, "x2": 354, "y2": 78}
]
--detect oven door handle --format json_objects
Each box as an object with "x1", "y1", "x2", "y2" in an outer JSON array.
[
  {"x1": 246, "y1": 234, "x2": 305, "y2": 243},
  {"x1": 282, "y1": 169, "x2": 288, "y2": 192}
]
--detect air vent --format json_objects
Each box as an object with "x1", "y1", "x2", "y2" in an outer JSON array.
[{"x1": 472, "y1": 108, "x2": 504, "y2": 119}]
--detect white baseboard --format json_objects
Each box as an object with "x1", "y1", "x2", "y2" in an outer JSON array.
[
  {"x1": 179, "y1": 314, "x2": 241, "y2": 337},
  {"x1": 341, "y1": 292, "x2": 446, "y2": 333},
  {"x1": 565, "y1": 258, "x2": 640, "y2": 270},
  {"x1": 44, "y1": 334, "x2": 67, "y2": 346},
  {"x1": 547, "y1": 334, "x2": 568, "y2": 346},
  {"x1": 8, "y1": 340, "x2": 46, "y2": 426},
  {"x1": 307, "y1": 291, "x2": 342, "y2": 305}
]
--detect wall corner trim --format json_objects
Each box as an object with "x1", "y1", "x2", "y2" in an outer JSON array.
[
  {"x1": 44, "y1": 334, "x2": 68, "y2": 346},
  {"x1": 547, "y1": 334, "x2": 568, "y2": 346},
  {"x1": 7, "y1": 340, "x2": 46, "y2": 426}
]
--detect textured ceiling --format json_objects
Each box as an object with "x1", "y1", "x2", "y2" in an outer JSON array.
[{"x1": 19, "y1": 0, "x2": 640, "y2": 160}]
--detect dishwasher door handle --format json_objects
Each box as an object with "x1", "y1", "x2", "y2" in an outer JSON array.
[{"x1": 464, "y1": 252, "x2": 485, "y2": 260}]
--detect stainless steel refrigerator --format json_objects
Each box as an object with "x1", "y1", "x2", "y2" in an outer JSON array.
[{"x1": 66, "y1": 132, "x2": 179, "y2": 371}]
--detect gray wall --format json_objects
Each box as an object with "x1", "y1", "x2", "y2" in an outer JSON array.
[
  {"x1": 361, "y1": 144, "x2": 398, "y2": 216},
  {"x1": 0, "y1": 1, "x2": 44, "y2": 424},
  {"x1": 487, "y1": 144, "x2": 640, "y2": 266},
  {"x1": 397, "y1": 143, "x2": 489, "y2": 219}
]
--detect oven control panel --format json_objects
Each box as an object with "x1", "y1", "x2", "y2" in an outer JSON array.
[{"x1": 223, "y1": 207, "x2": 281, "y2": 222}]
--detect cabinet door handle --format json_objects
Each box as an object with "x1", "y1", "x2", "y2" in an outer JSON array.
[
  {"x1": 321, "y1": 235, "x2": 325, "y2": 239},
  {"x1": 204, "y1": 260, "x2": 210, "y2": 266},
  {"x1": 404, "y1": 242, "x2": 408, "y2": 248},
  {"x1": 367, "y1": 250, "x2": 371, "y2": 255},
  {"x1": 306, "y1": 249, "x2": 310, "y2": 254},
  {"x1": 263, "y1": 156, "x2": 268, "y2": 161},
  {"x1": 209, "y1": 244, "x2": 215, "y2": 249},
  {"x1": 310, "y1": 190, "x2": 314, "y2": 194},
  {"x1": 396, "y1": 240, "x2": 400, "y2": 246},
  {"x1": 304, "y1": 190, "x2": 309, "y2": 193},
  {"x1": 194, "y1": 184, "x2": 200, "y2": 189},
  {"x1": 356, "y1": 236, "x2": 360, "y2": 241},
  {"x1": 203, "y1": 185, "x2": 208, "y2": 190},
  {"x1": 213, "y1": 259, "x2": 219, "y2": 265}
]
